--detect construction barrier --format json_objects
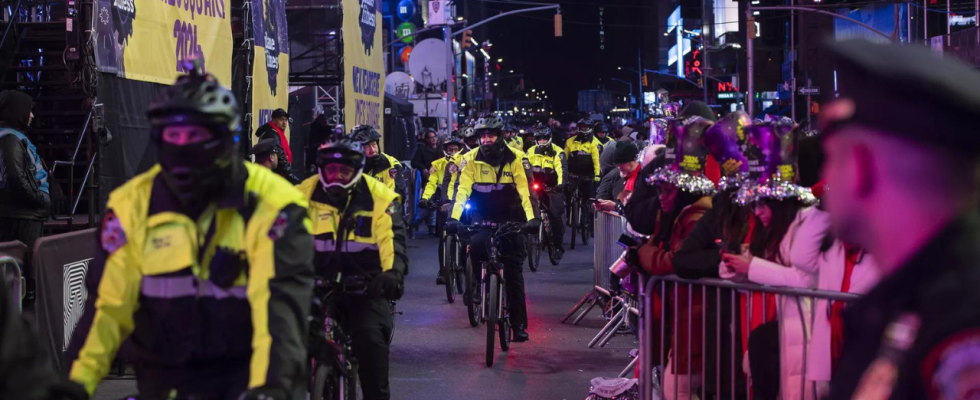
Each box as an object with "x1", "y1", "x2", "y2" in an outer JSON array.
[{"x1": 638, "y1": 275, "x2": 862, "y2": 400}]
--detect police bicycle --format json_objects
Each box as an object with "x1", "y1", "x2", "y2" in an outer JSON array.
[
  {"x1": 528, "y1": 182, "x2": 562, "y2": 270},
  {"x1": 462, "y1": 221, "x2": 523, "y2": 367},
  {"x1": 423, "y1": 200, "x2": 466, "y2": 304},
  {"x1": 308, "y1": 274, "x2": 366, "y2": 400},
  {"x1": 565, "y1": 174, "x2": 592, "y2": 249}
]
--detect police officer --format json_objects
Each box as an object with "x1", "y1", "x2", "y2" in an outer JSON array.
[
  {"x1": 461, "y1": 126, "x2": 480, "y2": 153},
  {"x1": 503, "y1": 124, "x2": 523, "y2": 150},
  {"x1": 419, "y1": 136, "x2": 464, "y2": 285},
  {"x1": 348, "y1": 125, "x2": 403, "y2": 193},
  {"x1": 594, "y1": 122, "x2": 612, "y2": 148},
  {"x1": 527, "y1": 124, "x2": 566, "y2": 261},
  {"x1": 520, "y1": 126, "x2": 536, "y2": 153},
  {"x1": 66, "y1": 62, "x2": 314, "y2": 400},
  {"x1": 446, "y1": 115, "x2": 539, "y2": 342},
  {"x1": 564, "y1": 118, "x2": 602, "y2": 229},
  {"x1": 296, "y1": 138, "x2": 407, "y2": 400},
  {"x1": 820, "y1": 40, "x2": 980, "y2": 400}
]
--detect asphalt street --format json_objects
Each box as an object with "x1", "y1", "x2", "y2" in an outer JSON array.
[{"x1": 92, "y1": 230, "x2": 635, "y2": 400}]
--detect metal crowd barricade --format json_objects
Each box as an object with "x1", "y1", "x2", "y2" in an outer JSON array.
[
  {"x1": 638, "y1": 275, "x2": 862, "y2": 400},
  {"x1": 561, "y1": 209, "x2": 626, "y2": 325},
  {"x1": 0, "y1": 255, "x2": 25, "y2": 312}
]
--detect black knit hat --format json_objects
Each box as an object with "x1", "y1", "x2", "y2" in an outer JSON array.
[{"x1": 612, "y1": 141, "x2": 639, "y2": 164}]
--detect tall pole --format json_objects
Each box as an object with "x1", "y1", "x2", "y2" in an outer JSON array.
[
  {"x1": 907, "y1": 2, "x2": 912, "y2": 43},
  {"x1": 637, "y1": 47, "x2": 643, "y2": 121},
  {"x1": 790, "y1": 0, "x2": 796, "y2": 122},
  {"x1": 947, "y1": 0, "x2": 951, "y2": 46},
  {"x1": 747, "y1": 7, "x2": 755, "y2": 117},
  {"x1": 445, "y1": 24, "x2": 454, "y2": 137},
  {"x1": 702, "y1": 0, "x2": 709, "y2": 104},
  {"x1": 924, "y1": 0, "x2": 928, "y2": 41}
]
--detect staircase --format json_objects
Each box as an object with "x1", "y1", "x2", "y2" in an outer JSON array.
[{"x1": 0, "y1": 8, "x2": 98, "y2": 233}]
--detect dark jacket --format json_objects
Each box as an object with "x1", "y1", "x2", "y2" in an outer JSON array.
[
  {"x1": 255, "y1": 123, "x2": 299, "y2": 184},
  {"x1": 596, "y1": 169, "x2": 625, "y2": 202},
  {"x1": 830, "y1": 212, "x2": 980, "y2": 400},
  {"x1": 623, "y1": 158, "x2": 665, "y2": 236},
  {"x1": 411, "y1": 143, "x2": 441, "y2": 172},
  {"x1": 0, "y1": 91, "x2": 49, "y2": 220}
]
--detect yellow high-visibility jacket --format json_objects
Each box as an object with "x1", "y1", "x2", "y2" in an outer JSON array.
[
  {"x1": 67, "y1": 162, "x2": 314, "y2": 396},
  {"x1": 564, "y1": 135, "x2": 602, "y2": 181},
  {"x1": 528, "y1": 143, "x2": 565, "y2": 188},
  {"x1": 450, "y1": 146, "x2": 535, "y2": 223},
  {"x1": 421, "y1": 153, "x2": 464, "y2": 203}
]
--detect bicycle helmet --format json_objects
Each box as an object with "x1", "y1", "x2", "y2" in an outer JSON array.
[
  {"x1": 474, "y1": 115, "x2": 505, "y2": 133},
  {"x1": 474, "y1": 115, "x2": 507, "y2": 163},
  {"x1": 316, "y1": 138, "x2": 366, "y2": 191},
  {"x1": 441, "y1": 136, "x2": 464, "y2": 157},
  {"x1": 148, "y1": 59, "x2": 240, "y2": 138},
  {"x1": 576, "y1": 119, "x2": 595, "y2": 135},
  {"x1": 595, "y1": 123, "x2": 611, "y2": 134},
  {"x1": 533, "y1": 124, "x2": 552, "y2": 148},
  {"x1": 462, "y1": 126, "x2": 479, "y2": 150},
  {"x1": 348, "y1": 124, "x2": 382, "y2": 145}
]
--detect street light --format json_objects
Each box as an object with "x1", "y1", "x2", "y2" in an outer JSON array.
[{"x1": 497, "y1": 58, "x2": 503, "y2": 62}]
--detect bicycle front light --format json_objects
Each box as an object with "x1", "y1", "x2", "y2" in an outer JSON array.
[{"x1": 464, "y1": 202, "x2": 471, "y2": 210}]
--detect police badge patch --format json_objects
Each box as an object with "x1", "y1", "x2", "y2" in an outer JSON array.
[
  {"x1": 389, "y1": 168, "x2": 397, "y2": 179},
  {"x1": 268, "y1": 211, "x2": 290, "y2": 240},
  {"x1": 522, "y1": 159, "x2": 531, "y2": 170},
  {"x1": 101, "y1": 209, "x2": 127, "y2": 255}
]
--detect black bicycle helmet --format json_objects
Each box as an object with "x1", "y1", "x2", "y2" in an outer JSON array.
[
  {"x1": 348, "y1": 124, "x2": 382, "y2": 144},
  {"x1": 441, "y1": 136, "x2": 463, "y2": 157},
  {"x1": 576, "y1": 118, "x2": 595, "y2": 135},
  {"x1": 474, "y1": 115, "x2": 504, "y2": 133},
  {"x1": 595, "y1": 123, "x2": 611, "y2": 133},
  {"x1": 316, "y1": 138, "x2": 366, "y2": 190},
  {"x1": 147, "y1": 59, "x2": 240, "y2": 138}
]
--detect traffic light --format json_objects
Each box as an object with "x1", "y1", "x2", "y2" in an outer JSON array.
[
  {"x1": 642, "y1": 74, "x2": 648, "y2": 87},
  {"x1": 461, "y1": 30, "x2": 473, "y2": 50}
]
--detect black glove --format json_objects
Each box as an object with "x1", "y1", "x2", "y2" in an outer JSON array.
[
  {"x1": 369, "y1": 270, "x2": 404, "y2": 301},
  {"x1": 446, "y1": 218, "x2": 463, "y2": 234},
  {"x1": 418, "y1": 199, "x2": 429, "y2": 209},
  {"x1": 238, "y1": 386, "x2": 288, "y2": 400},
  {"x1": 523, "y1": 218, "x2": 541, "y2": 234}
]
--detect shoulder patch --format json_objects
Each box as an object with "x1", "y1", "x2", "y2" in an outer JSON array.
[
  {"x1": 268, "y1": 211, "x2": 290, "y2": 240},
  {"x1": 389, "y1": 168, "x2": 398, "y2": 179},
  {"x1": 386, "y1": 201, "x2": 399, "y2": 215},
  {"x1": 428, "y1": 166, "x2": 436, "y2": 175},
  {"x1": 922, "y1": 328, "x2": 980, "y2": 400},
  {"x1": 559, "y1": 152, "x2": 566, "y2": 161},
  {"x1": 522, "y1": 159, "x2": 531, "y2": 170},
  {"x1": 460, "y1": 159, "x2": 467, "y2": 169},
  {"x1": 100, "y1": 209, "x2": 127, "y2": 255}
]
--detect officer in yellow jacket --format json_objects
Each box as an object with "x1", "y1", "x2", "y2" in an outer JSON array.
[
  {"x1": 446, "y1": 115, "x2": 539, "y2": 342},
  {"x1": 66, "y1": 63, "x2": 314, "y2": 400},
  {"x1": 527, "y1": 124, "x2": 566, "y2": 261},
  {"x1": 563, "y1": 119, "x2": 602, "y2": 234},
  {"x1": 504, "y1": 124, "x2": 523, "y2": 150},
  {"x1": 418, "y1": 136, "x2": 464, "y2": 285},
  {"x1": 347, "y1": 125, "x2": 403, "y2": 193},
  {"x1": 296, "y1": 137, "x2": 407, "y2": 400}
]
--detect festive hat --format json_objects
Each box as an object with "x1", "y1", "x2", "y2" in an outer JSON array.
[
  {"x1": 704, "y1": 111, "x2": 752, "y2": 191},
  {"x1": 735, "y1": 122, "x2": 817, "y2": 205},
  {"x1": 650, "y1": 118, "x2": 668, "y2": 145},
  {"x1": 648, "y1": 116, "x2": 716, "y2": 195}
]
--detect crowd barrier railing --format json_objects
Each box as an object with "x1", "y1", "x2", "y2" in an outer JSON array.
[
  {"x1": 561, "y1": 209, "x2": 626, "y2": 325},
  {"x1": 0, "y1": 240, "x2": 29, "y2": 312},
  {"x1": 638, "y1": 275, "x2": 862, "y2": 400}
]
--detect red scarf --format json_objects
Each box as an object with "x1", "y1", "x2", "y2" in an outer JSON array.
[
  {"x1": 624, "y1": 165, "x2": 641, "y2": 192},
  {"x1": 830, "y1": 245, "x2": 860, "y2": 373},
  {"x1": 270, "y1": 122, "x2": 292, "y2": 163},
  {"x1": 739, "y1": 217, "x2": 778, "y2": 351}
]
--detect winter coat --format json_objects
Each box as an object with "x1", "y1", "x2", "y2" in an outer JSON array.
[
  {"x1": 743, "y1": 206, "x2": 827, "y2": 400},
  {"x1": 596, "y1": 168, "x2": 625, "y2": 202},
  {"x1": 411, "y1": 143, "x2": 441, "y2": 172},
  {"x1": 804, "y1": 210, "x2": 881, "y2": 383},
  {"x1": 639, "y1": 195, "x2": 713, "y2": 374},
  {"x1": 0, "y1": 90, "x2": 49, "y2": 220},
  {"x1": 623, "y1": 159, "x2": 666, "y2": 236}
]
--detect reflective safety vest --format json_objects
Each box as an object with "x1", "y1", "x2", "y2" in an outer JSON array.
[
  {"x1": 365, "y1": 153, "x2": 403, "y2": 192},
  {"x1": 528, "y1": 143, "x2": 565, "y2": 188},
  {"x1": 506, "y1": 136, "x2": 523, "y2": 150},
  {"x1": 296, "y1": 174, "x2": 408, "y2": 279},
  {"x1": 564, "y1": 136, "x2": 602, "y2": 180},
  {"x1": 422, "y1": 153, "x2": 464, "y2": 203},
  {"x1": 68, "y1": 162, "x2": 314, "y2": 395},
  {"x1": 450, "y1": 146, "x2": 535, "y2": 223}
]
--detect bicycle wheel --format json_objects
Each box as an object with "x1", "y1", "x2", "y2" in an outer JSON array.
[
  {"x1": 580, "y1": 205, "x2": 590, "y2": 246},
  {"x1": 486, "y1": 274, "x2": 500, "y2": 367},
  {"x1": 454, "y1": 240, "x2": 465, "y2": 295},
  {"x1": 312, "y1": 363, "x2": 340, "y2": 400},
  {"x1": 569, "y1": 201, "x2": 578, "y2": 250},
  {"x1": 526, "y1": 233, "x2": 540, "y2": 272},
  {"x1": 499, "y1": 283, "x2": 511, "y2": 352},
  {"x1": 466, "y1": 258, "x2": 479, "y2": 327},
  {"x1": 443, "y1": 237, "x2": 456, "y2": 304}
]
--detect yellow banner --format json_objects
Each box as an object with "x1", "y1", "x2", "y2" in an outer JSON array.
[
  {"x1": 251, "y1": 48, "x2": 291, "y2": 143},
  {"x1": 343, "y1": 0, "x2": 385, "y2": 136},
  {"x1": 93, "y1": 0, "x2": 233, "y2": 84}
]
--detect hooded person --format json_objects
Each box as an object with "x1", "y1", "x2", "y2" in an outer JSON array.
[
  {"x1": 634, "y1": 115, "x2": 717, "y2": 400},
  {"x1": 0, "y1": 90, "x2": 48, "y2": 254}
]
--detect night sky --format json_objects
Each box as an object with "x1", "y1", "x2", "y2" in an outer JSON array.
[{"x1": 475, "y1": 0, "x2": 649, "y2": 114}]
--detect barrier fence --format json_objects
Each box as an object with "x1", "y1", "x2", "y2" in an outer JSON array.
[
  {"x1": 0, "y1": 240, "x2": 29, "y2": 312},
  {"x1": 638, "y1": 275, "x2": 862, "y2": 400},
  {"x1": 562, "y1": 210, "x2": 626, "y2": 325}
]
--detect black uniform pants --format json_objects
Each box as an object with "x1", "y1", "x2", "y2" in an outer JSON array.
[
  {"x1": 135, "y1": 363, "x2": 249, "y2": 400},
  {"x1": 469, "y1": 230, "x2": 528, "y2": 328},
  {"x1": 540, "y1": 191, "x2": 565, "y2": 250},
  {"x1": 326, "y1": 292, "x2": 394, "y2": 400}
]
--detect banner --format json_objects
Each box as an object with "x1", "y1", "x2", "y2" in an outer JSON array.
[
  {"x1": 343, "y1": 0, "x2": 385, "y2": 136},
  {"x1": 250, "y1": 0, "x2": 290, "y2": 141},
  {"x1": 93, "y1": 0, "x2": 233, "y2": 84}
]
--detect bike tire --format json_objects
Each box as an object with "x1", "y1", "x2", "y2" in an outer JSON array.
[
  {"x1": 312, "y1": 363, "x2": 339, "y2": 400},
  {"x1": 580, "y1": 209, "x2": 590, "y2": 246},
  {"x1": 569, "y1": 201, "x2": 578, "y2": 250},
  {"x1": 499, "y1": 317, "x2": 511, "y2": 352},
  {"x1": 526, "y1": 234, "x2": 540, "y2": 272},
  {"x1": 443, "y1": 236, "x2": 456, "y2": 304},
  {"x1": 454, "y1": 240, "x2": 465, "y2": 295},
  {"x1": 486, "y1": 274, "x2": 500, "y2": 367},
  {"x1": 466, "y1": 258, "x2": 479, "y2": 327}
]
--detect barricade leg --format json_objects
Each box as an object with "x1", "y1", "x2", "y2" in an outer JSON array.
[
  {"x1": 571, "y1": 293, "x2": 603, "y2": 325},
  {"x1": 620, "y1": 352, "x2": 639, "y2": 378},
  {"x1": 561, "y1": 290, "x2": 594, "y2": 323},
  {"x1": 589, "y1": 303, "x2": 626, "y2": 348}
]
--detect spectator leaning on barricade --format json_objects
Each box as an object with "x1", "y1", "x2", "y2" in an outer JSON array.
[
  {"x1": 718, "y1": 122, "x2": 821, "y2": 400},
  {"x1": 671, "y1": 111, "x2": 755, "y2": 399},
  {"x1": 595, "y1": 140, "x2": 639, "y2": 212},
  {"x1": 631, "y1": 116, "x2": 716, "y2": 400}
]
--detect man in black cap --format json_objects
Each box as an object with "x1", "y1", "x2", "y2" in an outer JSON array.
[
  {"x1": 250, "y1": 138, "x2": 280, "y2": 171},
  {"x1": 254, "y1": 108, "x2": 298, "y2": 183},
  {"x1": 596, "y1": 141, "x2": 639, "y2": 211},
  {"x1": 821, "y1": 39, "x2": 980, "y2": 400}
]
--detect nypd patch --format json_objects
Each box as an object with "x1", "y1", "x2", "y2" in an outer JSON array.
[
  {"x1": 389, "y1": 168, "x2": 398, "y2": 179},
  {"x1": 100, "y1": 209, "x2": 127, "y2": 255},
  {"x1": 268, "y1": 211, "x2": 289, "y2": 240},
  {"x1": 522, "y1": 159, "x2": 531, "y2": 170}
]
